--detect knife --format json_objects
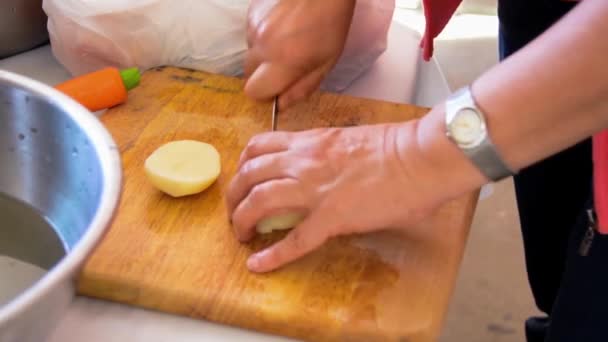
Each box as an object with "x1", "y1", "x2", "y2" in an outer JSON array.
[{"x1": 271, "y1": 96, "x2": 278, "y2": 131}]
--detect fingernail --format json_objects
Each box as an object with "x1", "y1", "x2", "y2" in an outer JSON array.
[
  {"x1": 247, "y1": 249, "x2": 268, "y2": 271},
  {"x1": 247, "y1": 254, "x2": 260, "y2": 271}
]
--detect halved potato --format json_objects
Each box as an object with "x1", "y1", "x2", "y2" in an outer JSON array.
[
  {"x1": 144, "y1": 140, "x2": 221, "y2": 197},
  {"x1": 256, "y1": 213, "x2": 304, "y2": 234}
]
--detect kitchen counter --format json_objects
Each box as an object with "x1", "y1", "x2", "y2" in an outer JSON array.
[{"x1": 1, "y1": 18, "x2": 451, "y2": 342}]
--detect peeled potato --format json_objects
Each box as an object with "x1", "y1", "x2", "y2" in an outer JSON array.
[
  {"x1": 144, "y1": 140, "x2": 221, "y2": 197},
  {"x1": 256, "y1": 213, "x2": 304, "y2": 234}
]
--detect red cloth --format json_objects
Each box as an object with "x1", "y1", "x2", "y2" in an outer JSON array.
[
  {"x1": 420, "y1": 0, "x2": 463, "y2": 61},
  {"x1": 422, "y1": 0, "x2": 608, "y2": 233},
  {"x1": 593, "y1": 132, "x2": 608, "y2": 233}
]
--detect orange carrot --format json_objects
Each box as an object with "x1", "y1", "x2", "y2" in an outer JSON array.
[{"x1": 55, "y1": 67, "x2": 140, "y2": 112}]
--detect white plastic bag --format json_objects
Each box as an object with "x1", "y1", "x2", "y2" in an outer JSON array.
[
  {"x1": 43, "y1": 0, "x2": 395, "y2": 92},
  {"x1": 321, "y1": 0, "x2": 396, "y2": 92},
  {"x1": 43, "y1": 0, "x2": 249, "y2": 77}
]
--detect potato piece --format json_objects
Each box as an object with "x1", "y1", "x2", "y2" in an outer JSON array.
[
  {"x1": 256, "y1": 213, "x2": 304, "y2": 234},
  {"x1": 144, "y1": 140, "x2": 221, "y2": 197}
]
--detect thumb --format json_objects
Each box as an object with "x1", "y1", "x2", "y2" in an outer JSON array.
[
  {"x1": 246, "y1": 213, "x2": 330, "y2": 273},
  {"x1": 279, "y1": 65, "x2": 327, "y2": 109},
  {"x1": 244, "y1": 61, "x2": 306, "y2": 101}
]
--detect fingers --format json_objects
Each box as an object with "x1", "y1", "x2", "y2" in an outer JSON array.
[
  {"x1": 227, "y1": 152, "x2": 288, "y2": 215},
  {"x1": 244, "y1": 60, "x2": 326, "y2": 109},
  {"x1": 278, "y1": 65, "x2": 327, "y2": 109},
  {"x1": 244, "y1": 62, "x2": 307, "y2": 101},
  {"x1": 231, "y1": 178, "x2": 309, "y2": 242},
  {"x1": 246, "y1": 211, "x2": 330, "y2": 273},
  {"x1": 237, "y1": 131, "x2": 291, "y2": 169}
]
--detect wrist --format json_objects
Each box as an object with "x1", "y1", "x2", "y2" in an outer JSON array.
[{"x1": 399, "y1": 105, "x2": 488, "y2": 201}]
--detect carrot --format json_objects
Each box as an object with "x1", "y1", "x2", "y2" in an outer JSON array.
[{"x1": 55, "y1": 67, "x2": 141, "y2": 112}]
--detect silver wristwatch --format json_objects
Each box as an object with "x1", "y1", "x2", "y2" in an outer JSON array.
[{"x1": 445, "y1": 86, "x2": 514, "y2": 182}]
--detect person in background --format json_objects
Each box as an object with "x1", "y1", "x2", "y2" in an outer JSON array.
[{"x1": 225, "y1": 1, "x2": 608, "y2": 341}]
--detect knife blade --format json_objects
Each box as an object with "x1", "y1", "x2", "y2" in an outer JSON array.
[{"x1": 271, "y1": 96, "x2": 278, "y2": 131}]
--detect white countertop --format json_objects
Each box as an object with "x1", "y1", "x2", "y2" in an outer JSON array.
[{"x1": 1, "y1": 17, "x2": 451, "y2": 342}]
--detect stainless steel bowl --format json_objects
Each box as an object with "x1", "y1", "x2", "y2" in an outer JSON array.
[
  {"x1": 0, "y1": 70, "x2": 121, "y2": 341},
  {"x1": 0, "y1": 0, "x2": 49, "y2": 58}
]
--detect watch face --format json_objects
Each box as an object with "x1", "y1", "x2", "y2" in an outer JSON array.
[{"x1": 450, "y1": 108, "x2": 485, "y2": 146}]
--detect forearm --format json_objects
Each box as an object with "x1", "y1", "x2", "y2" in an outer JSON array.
[
  {"x1": 475, "y1": 0, "x2": 608, "y2": 170},
  {"x1": 407, "y1": 0, "x2": 608, "y2": 198}
]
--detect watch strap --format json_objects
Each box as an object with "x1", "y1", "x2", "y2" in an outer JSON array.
[{"x1": 467, "y1": 135, "x2": 514, "y2": 182}]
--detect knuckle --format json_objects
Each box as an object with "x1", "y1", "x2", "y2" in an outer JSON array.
[
  {"x1": 244, "y1": 134, "x2": 266, "y2": 157},
  {"x1": 251, "y1": 132, "x2": 270, "y2": 147},
  {"x1": 248, "y1": 182, "x2": 273, "y2": 207},
  {"x1": 305, "y1": 146, "x2": 325, "y2": 161},
  {"x1": 256, "y1": 24, "x2": 285, "y2": 54},
  {"x1": 285, "y1": 154, "x2": 317, "y2": 179},
  {"x1": 239, "y1": 159, "x2": 258, "y2": 182},
  {"x1": 244, "y1": 141, "x2": 259, "y2": 157},
  {"x1": 256, "y1": 25, "x2": 273, "y2": 46}
]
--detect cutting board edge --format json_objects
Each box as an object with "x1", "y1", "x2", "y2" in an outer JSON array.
[{"x1": 142, "y1": 65, "x2": 434, "y2": 111}]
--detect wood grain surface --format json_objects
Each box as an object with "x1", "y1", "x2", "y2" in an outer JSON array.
[{"x1": 77, "y1": 66, "x2": 478, "y2": 342}]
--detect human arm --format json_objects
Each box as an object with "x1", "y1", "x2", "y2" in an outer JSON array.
[
  {"x1": 227, "y1": 0, "x2": 608, "y2": 273},
  {"x1": 416, "y1": 0, "x2": 608, "y2": 196},
  {"x1": 244, "y1": 0, "x2": 355, "y2": 109}
]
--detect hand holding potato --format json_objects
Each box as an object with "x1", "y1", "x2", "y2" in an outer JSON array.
[{"x1": 226, "y1": 122, "x2": 458, "y2": 273}]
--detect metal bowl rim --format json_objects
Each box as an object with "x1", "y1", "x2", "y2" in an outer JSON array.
[{"x1": 0, "y1": 70, "x2": 122, "y2": 323}]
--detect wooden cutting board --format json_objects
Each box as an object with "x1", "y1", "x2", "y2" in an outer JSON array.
[{"x1": 78, "y1": 66, "x2": 478, "y2": 342}]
